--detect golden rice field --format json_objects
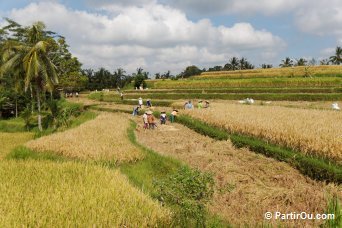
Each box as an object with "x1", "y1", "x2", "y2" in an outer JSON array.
[
  {"x1": 185, "y1": 103, "x2": 342, "y2": 163},
  {"x1": 26, "y1": 113, "x2": 143, "y2": 162},
  {"x1": 0, "y1": 132, "x2": 34, "y2": 159},
  {"x1": 198, "y1": 65, "x2": 342, "y2": 79},
  {"x1": 0, "y1": 160, "x2": 170, "y2": 227}
]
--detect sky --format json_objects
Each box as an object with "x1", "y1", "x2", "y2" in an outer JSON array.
[{"x1": 0, "y1": 0, "x2": 341, "y2": 75}]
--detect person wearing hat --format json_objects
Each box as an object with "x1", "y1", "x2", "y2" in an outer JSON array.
[
  {"x1": 170, "y1": 109, "x2": 178, "y2": 123},
  {"x1": 185, "y1": 101, "x2": 193, "y2": 109},
  {"x1": 138, "y1": 97, "x2": 143, "y2": 108},
  {"x1": 142, "y1": 111, "x2": 148, "y2": 129},
  {"x1": 160, "y1": 111, "x2": 167, "y2": 124},
  {"x1": 197, "y1": 100, "x2": 203, "y2": 109},
  {"x1": 146, "y1": 99, "x2": 152, "y2": 108},
  {"x1": 204, "y1": 100, "x2": 210, "y2": 108},
  {"x1": 147, "y1": 110, "x2": 157, "y2": 129}
]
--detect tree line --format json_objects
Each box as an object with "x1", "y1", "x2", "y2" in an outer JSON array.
[{"x1": 165, "y1": 47, "x2": 342, "y2": 79}]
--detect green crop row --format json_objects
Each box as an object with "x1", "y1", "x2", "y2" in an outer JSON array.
[
  {"x1": 123, "y1": 93, "x2": 342, "y2": 101},
  {"x1": 175, "y1": 114, "x2": 342, "y2": 184},
  {"x1": 123, "y1": 87, "x2": 342, "y2": 94}
]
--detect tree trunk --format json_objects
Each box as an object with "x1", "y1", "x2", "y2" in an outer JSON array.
[
  {"x1": 36, "y1": 87, "x2": 42, "y2": 132},
  {"x1": 15, "y1": 98, "x2": 18, "y2": 118},
  {"x1": 30, "y1": 84, "x2": 34, "y2": 114}
]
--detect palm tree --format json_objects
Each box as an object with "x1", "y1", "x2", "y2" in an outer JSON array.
[
  {"x1": 295, "y1": 58, "x2": 307, "y2": 66},
  {"x1": 1, "y1": 22, "x2": 58, "y2": 131},
  {"x1": 224, "y1": 57, "x2": 239, "y2": 71},
  {"x1": 329, "y1": 46, "x2": 342, "y2": 65},
  {"x1": 279, "y1": 57, "x2": 293, "y2": 67}
]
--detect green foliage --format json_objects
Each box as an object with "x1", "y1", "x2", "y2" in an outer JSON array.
[
  {"x1": 134, "y1": 74, "x2": 147, "y2": 89},
  {"x1": 6, "y1": 146, "x2": 68, "y2": 161},
  {"x1": 124, "y1": 92, "x2": 342, "y2": 101},
  {"x1": 154, "y1": 167, "x2": 215, "y2": 227},
  {"x1": 0, "y1": 117, "x2": 26, "y2": 132},
  {"x1": 20, "y1": 107, "x2": 32, "y2": 130},
  {"x1": 180, "y1": 65, "x2": 203, "y2": 78},
  {"x1": 325, "y1": 196, "x2": 342, "y2": 227}
]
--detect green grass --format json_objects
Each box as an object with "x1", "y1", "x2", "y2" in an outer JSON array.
[
  {"x1": 6, "y1": 146, "x2": 69, "y2": 162},
  {"x1": 123, "y1": 87, "x2": 342, "y2": 94},
  {"x1": 123, "y1": 92, "x2": 342, "y2": 101},
  {"x1": 120, "y1": 120, "x2": 230, "y2": 227},
  {"x1": 0, "y1": 118, "x2": 26, "y2": 132},
  {"x1": 175, "y1": 114, "x2": 342, "y2": 184},
  {"x1": 88, "y1": 92, "x2": 173, "y2": 106}
]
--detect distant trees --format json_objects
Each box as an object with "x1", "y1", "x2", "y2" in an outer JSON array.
[
  {"x1": 179, "y1": 65, "x2": 202, "y2": 78},
  {"x1": 261, "y1": 64, "x2": 273, "y2": 69},
  {"x1": 223, "y1": 57, "x2": 254, "y2": 71},
  {"x1": 295, "y1": 58, "x2": 307, "y2": 66},
  {"x1": 279, "y1": 57, "x2": 294, "y2": 67},
  {"x1": 84, "y1": 68, "x2": 132, "y2": 90},
  {"x1": 329, "y1": 46, "x2": 342, "y2": 65}
]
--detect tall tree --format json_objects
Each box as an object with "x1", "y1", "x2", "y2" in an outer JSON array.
[
  {"x1": 279, "y1": 57, "x2": 294, "y2": 67},
  {"x1": 329, "y1": 46, "x2": 342, "y2": 65},
  {"x1": 295, "y1": 58, "x2": 307, "y2": 66},
  {"x1": 1, "y1": 22, "x2": 58, "y2": 131}
]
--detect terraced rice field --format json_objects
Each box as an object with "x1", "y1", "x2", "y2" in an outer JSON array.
[
  {"x1": 198, "y1": 65, "x2": 342, "y2": 79},
  {"x1": 0, "y1": 160, "x2": 170, "y2": 227},
  {"x1": 26, "y1": 113, "x2": 143, "y2": 162},
  {"x1": 134, "y1": 122, "x2": 341, "y2": 227},
  {"x1": 184, "y1": 102, "x2": 342, "y2": 163}
]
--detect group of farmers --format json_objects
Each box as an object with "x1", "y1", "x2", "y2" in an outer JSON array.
[{"x1": 133, "y1": 98, "x2": 209, "y2": 130}]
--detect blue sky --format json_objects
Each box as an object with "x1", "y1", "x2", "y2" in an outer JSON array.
[{"x1": 1, "y1": 0, "x2": 341, "y2": 74}]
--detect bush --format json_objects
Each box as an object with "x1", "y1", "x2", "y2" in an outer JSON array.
[{"x1": 154, "y1": 166, "x2": 214, "y2": 227}]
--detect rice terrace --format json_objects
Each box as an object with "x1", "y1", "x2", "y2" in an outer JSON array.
[{"x1": 0, "y1": 1, "x2": 342, "y2": 227}]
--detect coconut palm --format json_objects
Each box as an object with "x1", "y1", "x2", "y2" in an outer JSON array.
[
  {"x1": 279, "y1": 57, "x2": 293, "y2": 67},
  {"x1": 329, "y1": 46, "x2": 342, "y2": 65},
  {"x1": 1, "y1": 22, "x2": 58, "y2": 131},
  {"x1": 295, "y1": 58, "x2": 307, "y2": 66}
]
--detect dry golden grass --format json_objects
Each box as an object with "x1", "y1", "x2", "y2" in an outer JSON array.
[
  {"x1": 135, "y1": 122, "x2": 341, "y2": 227},
  {"x1": 199, "y1": 65, "x2": 342, "y2": 79},
  {"x1": 0, "y1": 160, "x2": 170, "y2": 227},
  {"x1": 184, "y1": 103, "x2": 342, "y2": 163},
  {"x1": 26, "y1": 113, "x2": 143, "y2": 162},
  {"x1": 0, "y1": 132, "x2": 34, "y2": 159}
]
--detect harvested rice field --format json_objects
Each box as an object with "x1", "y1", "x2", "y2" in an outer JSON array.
[
  {"x1": 134, "y1": 122, "x2": 341, "y2": 227},
  {"x1": 0, "y1": 160, "x2": 170, "y2": 227},
  {"x1": 184, "y1": 103, "x2": 342, "y2": 163},
  {"x1": 26, "y1": 113, "x2": 142, "y2": 162}
]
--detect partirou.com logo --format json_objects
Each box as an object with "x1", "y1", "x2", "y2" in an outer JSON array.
[{"x1": 264, "y1": 211, "x2": 335, "y2": 220}]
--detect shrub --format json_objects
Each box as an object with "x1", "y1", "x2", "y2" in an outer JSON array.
[{"x1": 154, "y1": 166, "x2": 214, "y2": 227}]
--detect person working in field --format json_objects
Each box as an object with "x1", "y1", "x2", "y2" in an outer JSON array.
[
  {"x1": 146, "y1": 99, "x2": 152, "y2": 108},
  {"x1": 132, "y1": 106, "x2": 140, "y2": 116},
  {"x1": 204, "y1": 100, "x2": 209, "y2": 108},
  {"x1": 197, "y1": 100, "x2": 203, "y2": 109},
  {"x1": 185, "y1": 101, "x2": 193, "y2": 109},
  {"x1": 142, "y1": 111, "x2": 148, "y2": 129},
  {"x1": 146, "y1": 110, "x2": 157, "y2": 129},
  {"x1": 170, "y1": 109, "x2": 178, "y2": 123},
  {"x1": 160, "y1": 111, "x2": 167, "y2": 124},
  {"x1": 138, "y1": 97, "x2": 143, "y2": 108}
]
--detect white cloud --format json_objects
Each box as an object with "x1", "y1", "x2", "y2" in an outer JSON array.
[
  {"x1": 6, "y1": 1, "x2": 285, "y2": 74},
  {"x1": 295, "y1": 0, "x2": 342, "y2": 36},
  {"x1": 165, "y1": 0, "x2": 306, "y2": 16}
]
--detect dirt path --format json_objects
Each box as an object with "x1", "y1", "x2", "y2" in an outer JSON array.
[{"x1": 134, "y1": 120, "x2": 341, "y2": 227}]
